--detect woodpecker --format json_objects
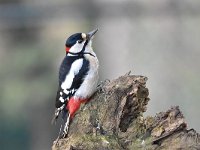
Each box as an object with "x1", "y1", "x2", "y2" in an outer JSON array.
[{"x1": 52, "y1": 29, "x2": 99, "y2": 138}]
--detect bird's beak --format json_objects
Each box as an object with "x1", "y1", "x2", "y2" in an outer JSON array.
[{"x1": 87, "y1": 28, "x2": 98, "y2": 40}]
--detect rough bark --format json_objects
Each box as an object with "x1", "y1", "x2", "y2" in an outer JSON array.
[{"x1": 52, "y1": 74, "x2": 200, "y2": 150}]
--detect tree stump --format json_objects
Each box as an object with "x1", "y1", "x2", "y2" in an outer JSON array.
[{"x1": 52, "y1": 74, "x2": 200, "y2": 150}]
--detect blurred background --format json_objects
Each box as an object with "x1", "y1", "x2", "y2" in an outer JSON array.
[{"x1": 0, "y1": 0, "x2": 200, "y2": 149}]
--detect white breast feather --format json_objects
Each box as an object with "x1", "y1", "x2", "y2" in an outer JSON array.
[{"x1": 74, "y1": 49, "x2": 99, "y2": 99}]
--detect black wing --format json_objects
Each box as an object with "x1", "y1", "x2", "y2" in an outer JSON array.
[{"x1": 55, "y1": 56, "x2": 89, "y2": 108}]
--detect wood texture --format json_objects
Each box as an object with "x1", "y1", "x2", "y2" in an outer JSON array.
[{"x1": 52, "y1": 74, "x2": 200, "y2": 150}]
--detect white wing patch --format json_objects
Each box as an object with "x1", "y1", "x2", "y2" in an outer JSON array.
[
  {"x1": 61, "y1": 58, "x2": 83, "y2": 90},
  {"x1": 59, "y1": 97, "x2": 65, "y2": 103}
]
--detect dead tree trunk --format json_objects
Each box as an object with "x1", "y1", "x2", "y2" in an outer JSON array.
[{"x1": 52, "y1": 74, "x2": 200, "y2": 150}]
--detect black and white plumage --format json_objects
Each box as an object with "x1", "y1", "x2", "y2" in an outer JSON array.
[
  {"x1": 52, "y1": 29, "x2": 99, "y2": 138},
  {"x1": 55, "y1": 56, "x2": 90, "y2": 108}
]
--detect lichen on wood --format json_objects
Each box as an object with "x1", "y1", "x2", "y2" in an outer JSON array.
[{"x1": 52, "y1": 74, "x2": 200, "y2": 150}]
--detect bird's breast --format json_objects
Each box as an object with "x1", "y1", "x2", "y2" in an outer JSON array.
[{"x1": 74, "y1": 54, "x2": 99, "y2": 99}]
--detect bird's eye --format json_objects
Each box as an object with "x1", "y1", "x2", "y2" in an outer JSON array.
[{"x1": 78, "y1": 40, "x2": 83, "y2": 44}]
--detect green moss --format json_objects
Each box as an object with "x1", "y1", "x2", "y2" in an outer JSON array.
[
  {"x1": 72, "y1": 134, "x2": 122, "y2": 150},
  {"x1": 129, "y1": 137, "x2": 155, "y2": 150}
]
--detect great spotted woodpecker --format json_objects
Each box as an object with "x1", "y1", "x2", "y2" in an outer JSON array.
[{"x1": 52, "y1": 29, "x2": 99, "y2": 138}]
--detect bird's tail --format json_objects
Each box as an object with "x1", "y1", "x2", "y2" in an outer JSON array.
[
  {"x1": 51, "y1": 104, "x2": 65, "y2": 125},
  {"x1": 56, "y1": 112, "x2": 71, "y2": 139},
  {"x1": 51, "y1": 109, "x2": 59, "y2": 125},
  {"x1": 63, "y1": 113, "x2": 71, "y2": 137}
]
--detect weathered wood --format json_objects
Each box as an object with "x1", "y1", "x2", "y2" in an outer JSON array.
[{"x1": 52, "y1": 74, "x2": 200, "y2": 150}]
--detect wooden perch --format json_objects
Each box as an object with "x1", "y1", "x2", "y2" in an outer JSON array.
[{"x1": 52, "y1": 74, "x2": 200, "y2": 150}]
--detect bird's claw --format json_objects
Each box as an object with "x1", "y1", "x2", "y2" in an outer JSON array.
[
  {"x1": 97, "y1": 79, "x2": 110, "y2": 92},
  {"x1": 97, "y1": 79, "x2": 110, "y2": 87}
]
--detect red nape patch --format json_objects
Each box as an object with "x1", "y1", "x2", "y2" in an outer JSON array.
[
  {"x1": 67, "y1": 98, "x2": 88, "y2": 118},
  {"x1": 65, "y1": 47, "x2": 70, "y2": 52}
]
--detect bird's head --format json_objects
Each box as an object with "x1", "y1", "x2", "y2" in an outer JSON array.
[{"x1": 65, "y1": 29, "x2": 98, "y2": 55}]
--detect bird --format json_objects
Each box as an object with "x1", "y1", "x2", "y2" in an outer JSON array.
[{"x1": 52, "y1": 29, "x2": 99, "y2": 138}]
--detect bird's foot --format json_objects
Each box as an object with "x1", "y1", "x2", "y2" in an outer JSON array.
[{"x1": 97, "y1": 79, "x2": 110, "y2": 92}]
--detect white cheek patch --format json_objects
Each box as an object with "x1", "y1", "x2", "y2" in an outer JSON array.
[
  {"x1": 61, "y1": 59, "x2": 83, "y2": 90},
  {"x1": 69, "y1": 41, "x2": 86, "y2": 53}
]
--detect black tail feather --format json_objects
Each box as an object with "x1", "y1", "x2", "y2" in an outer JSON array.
[{"x1": 56, "y1": 112, "x2": 71, "y2": 139}]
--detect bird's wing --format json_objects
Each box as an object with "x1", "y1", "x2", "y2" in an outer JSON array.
[
  {"x1": 52, "y1": 56, "x2": 89, "y2": 123},
  {"x1": 55, "y1": 56, "x2": 89, "y2": 108}
]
